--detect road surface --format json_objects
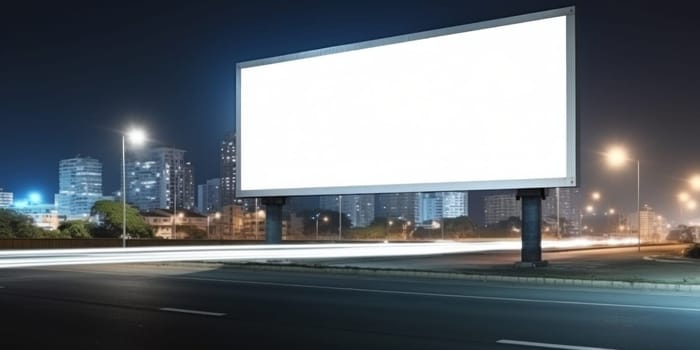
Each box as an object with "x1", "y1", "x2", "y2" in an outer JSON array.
[{"x1": 1, "y1": 263, "x2": 698, "y2": 349}]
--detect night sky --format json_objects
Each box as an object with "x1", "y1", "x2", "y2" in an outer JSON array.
[{"x1": 2, "y1": 0, "x2": 699, "y2": 221}]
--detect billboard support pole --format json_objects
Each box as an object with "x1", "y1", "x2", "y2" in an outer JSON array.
[
  {"x1": 515, "y1": 189, "x2": 548, "y2": 267},
  {"x1": 262, "y1": 197, "x2": 286, "y2": 244}
]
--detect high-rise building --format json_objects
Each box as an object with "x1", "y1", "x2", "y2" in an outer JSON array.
[
  {"x1": 375, "y1": 192, "x2": 419, "y2": 223},
  {"x1": 442, "y1": 192, "x2": 468, "y2": 218},
  {"x1": 0, "y1": 188, "x2": 12, "y2": 208},
  {"x1": 181, "y1": 161, "x2": 195, "y2": 211},
  {"x1": 197, "y1": 178, "x2": 221, "y2": 213},
  {"x1": 125, "y1": 147, "x2": 194, "y2": 211},
  {"x1": 220, "y1": 131, "x2": 237, "y2": 206},
  {"x1": 417, "y1": 192, "x2": 469, "y2": 225},
  {"x1": 418, "y1": 193, "x2": 442, "y2": 225},
  {"x1": 320, "y1": 194, "x2": 375, "y2": 228},
  {"x1": 56, "y1": 157, "x2": 103, "y2": 220},
  {"x1": 483, "y1": 192, "x2": 520, "y2": 226},
  {"x1": 542, "y1": 187, "x2": 581, "y2": 234},
  {"x1": 633, "y1": 205, "x2": 664, "y2": 242}
]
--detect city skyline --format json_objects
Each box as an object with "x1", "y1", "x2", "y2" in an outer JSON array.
[{"x1": 3, "y1": 1, "x2": 700, "y2": 222}]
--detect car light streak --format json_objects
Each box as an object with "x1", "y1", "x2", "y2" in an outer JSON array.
[{"x1": 0, "y1": 238, "x2": 640, "y2": 269}]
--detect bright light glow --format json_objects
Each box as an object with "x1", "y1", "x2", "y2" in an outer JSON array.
[
  {"x1": 28, "y1": 192, "x2": 42, "y2": 204},
  {"x1": 690, "y1": 175, "x2": 700, "y2": 191},
  {"x1": 0, "y1": 238, "x2": 642, "y2": 269},
  {"x1": 126, "y1": 128, "x2": 147, "y2": 145},
  {"x1": 687, "y1": 200, "x2": 697, "y2": 210},
  {"x1": 585, "y1": 205, "x2": 594, "y2": 213},
  {"x1": 239, "y1": 12, "x2": 573, "y2": 196},
  {"x1": 678, "y1": 192, "x2": 690, "y2": 203},
  {"x1": 606, "y1": 145, "x2": 629, "y2": 168},
  {"x1": 608, "y1": 208, "x2": 615, "y2": 215},
  {"x1": 591, "y1": 192, "x2": 600, "y2": 201},
  {"x1": 214, "y1": 212, "x2": 221, "y2": 219}
]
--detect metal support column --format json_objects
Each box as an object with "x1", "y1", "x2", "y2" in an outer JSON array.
[
  {"x1": 262, "y1": 197, "x2": 286, "y2": 244},
  {"x1": 516, "y1": 189, "x2": 548, "y2": 267}
]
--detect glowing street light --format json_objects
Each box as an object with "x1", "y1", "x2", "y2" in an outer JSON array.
[
  {"x1": 591, "y1": 192, "x2": 601, "y2": 201},
  {"x1": 122, "y1": 127, "x2": 147, "y2": 248},
  {"x1": 585, "y1": 205, "x2": 594, "y2": 213},
  {"x1": 604, "y1": 144, "x2": 640, "y2": 252},
  {"x1": 690, "y1": 175, "x2": 700, "y2": 191},
  {"x1": 314, "y1": 214, "x2": 329, "y2": 240},
  {"x1": 605, "y1": 146, "x2": 628, "y2": 168}
]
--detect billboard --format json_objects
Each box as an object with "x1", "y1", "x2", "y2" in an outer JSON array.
[{"x1": 237, "y1": 7, "x2": 576, "y2": 197}]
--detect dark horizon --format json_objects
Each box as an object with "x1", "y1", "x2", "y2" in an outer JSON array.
[{"x1": 3, "y1": 0, "x2": 700, "y2": 222}]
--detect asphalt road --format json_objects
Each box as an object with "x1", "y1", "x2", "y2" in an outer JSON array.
[{"x1": 1, "y1": 263, "x2": 699, "y2": 349}]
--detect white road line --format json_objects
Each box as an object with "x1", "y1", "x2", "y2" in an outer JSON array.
[
  {"x1": 173, "y1": 276, "x2": 700, "y2": 313},
  {"x1": 159, "y1": 307, "x2": 226, "y2": 317},
  {"x1": 496, "y1": 339, "x2": 616, "y2": 350}
]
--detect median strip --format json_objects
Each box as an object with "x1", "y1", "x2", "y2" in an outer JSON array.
[
  {"x1": 159, "y1": 307, "x2": 226, "y2": 317},
  {"x1": 496, "y1": 339, "x2": 616, "y2": 350}
]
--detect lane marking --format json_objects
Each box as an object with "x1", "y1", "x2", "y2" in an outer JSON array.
[
  {"x1": 172, "y1": 276, "x2": 700, "y2": 313},
  {"x1": 159, "y1": 307, "x2": 226, "y2": 317},
  {"x1": 497, "y1": 339, "x2": 616, "y2": 350}
]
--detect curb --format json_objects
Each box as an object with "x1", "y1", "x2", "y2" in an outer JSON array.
[
  {"x1": 643, "y1": 255, "x2": 700, "y2": 264},
  {"x1": 154, "y1": 260, "x2": 700, "y2": 293}
]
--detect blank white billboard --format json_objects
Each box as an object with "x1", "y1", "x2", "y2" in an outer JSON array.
[{"x1": 237, "y1": 7, "x2": 576, "y2": 197}]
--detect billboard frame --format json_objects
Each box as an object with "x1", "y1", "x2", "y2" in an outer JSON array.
[{"x1": 236, "y1": 6, "x2": 576, "y2": 198}]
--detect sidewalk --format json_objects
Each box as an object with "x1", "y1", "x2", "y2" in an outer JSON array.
[{"x1": 216, "y1": 244, "x2": 700, "y2": 292}]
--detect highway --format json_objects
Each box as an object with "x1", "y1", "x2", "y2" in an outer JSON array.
[{"x1": 1, "y1": 263, "x2": 699, "y2": 349}]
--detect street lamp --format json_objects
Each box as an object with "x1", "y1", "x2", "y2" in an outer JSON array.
[
  {"x1": 172, "y1": 212, "x2": 184, "y2": 239},
  {"x1": 213, "y1": 212, "x2": 221, "y2": 239},
  {"x1": 122, "y1": 128, "x2": 146, "y2": 248},
  {"x1": 690, "y1": 175, "x2": 700, "y2": 191},
  {"x1": 386, "y1": 219, "x2": 393, "y2": 240},
  {"x1": 591, "y1": 192, "x2": 601, "y2": 201},
  {"x1": 207, "y1": 212, "x2": 220, "y2": 239},
  {"x1": 605, "y1": 145, "x2": 640, "y2": 251},
  {"x1": 313, "y1": 213, "x2": 321, "y2": 240}
]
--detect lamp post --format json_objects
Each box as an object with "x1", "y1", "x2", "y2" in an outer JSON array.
[
  {"x1": 313, "y1": 213, "x2": 328, "y2": 240},
  {"x1": 207, "y1": 212, "x2": 215, "y2": 239},
  {"x1": 605, "y1": 145, "x2": 640, "y2": 252},
  {"x1": 121, "y1": 128, "x2": 146, "y2": 248},
  {"x1": 171, "y1": 164, "x2": 182, "y2": 239},
  {"x1": 338, "y1": 195, "x2": 343, "y2": 241},
  {"x1": 556, "y1": 188, "x2": 560, "y2": 239},
  {"x1": 172, "y1": 212, "x2": 183, "y2": 239},
  {"x1": 386, "y1": 219, "x2": 393, "y2": 241},
  {"x1": 314, "y1": 213, "x2": 320, "y2": 240},
  {"x1": 215, "y1": 212, "x2": 221, "y2": 239}
]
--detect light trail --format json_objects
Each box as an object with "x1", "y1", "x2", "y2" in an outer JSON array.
[{"x1": 0, "y1": 238, "x2": 641, "y2": 269}]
